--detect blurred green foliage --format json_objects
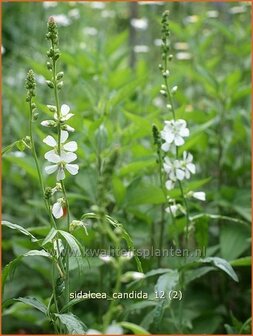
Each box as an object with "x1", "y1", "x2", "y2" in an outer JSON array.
[{"x1": 2, "y1": 1, "x2": 251, "y2": 334}]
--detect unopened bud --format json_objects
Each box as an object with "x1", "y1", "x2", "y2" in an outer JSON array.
[
  {"x1": 46, "y1": 80, "x2": 54, "y2": 89},
  {"x1": 56, "y1": 72, "x2": 64, "y2": 80},
  {"x1": 57, "y1": 81, "x2": 63, "y2": 90},
  {"x1": 47, "y1": 105, "x2": 57, "y2": 112},
  {"x1": 171, "y1": 86, "x2": 178, "y2": 94}
]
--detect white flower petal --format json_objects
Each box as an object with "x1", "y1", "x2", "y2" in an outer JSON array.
[
  {"x1": 64, "y1": 113, "x2": 74, "y2": 120},
  {"x1": 60, "y1": 130, "x2": 69, "y2": 143},
  {"x1": 193, "y1": 191, "x2": 206, "y2": 201},
  {"x1": 61, "y1": 104, "x2": 70, "y2": 116},
  {"x1": 64, "y1": 125, "x2": 75, "y2": 132},
  {"x1": 180, "y1": 127, "x2": 189, "y2": 137},
  {"x1": 65, "y1": 164, "x2": 79, "y2": 175},
  {"x1": 161, "y1": 142, "x2": 170, "y2": 152},
  {"x1": 176, "y1": 168, "x2": 185, "y2": 180},
  {"x1": 162, "y1": 130, "x2": 174, "y2": 144},
  {"x1": 45, "y1": 164, "x2": 58, "y2": 175},
  {"x1": 63, "y1": 141, "x2": 77, "y2": 152},
  {"x1": 61, "y1": 152, "x2": 77, "y2": 163},
  {"x1": 43, "y1": 135, "x2": 57, "y2": 147},
  {"x1": 41, "y1": 120, "x2": 51, "y2": 127},
  {"x1": 57, "y1": 167, "x2": 65, "y2": 181},
  {"x1": 174, "y1": 135, "x2": 184, "y2": 146},
  {"x1": 176, "y1": 119, "x2": 187, "y2": 128},
  {"x1": 187, "y1": 163, "x2": 196, "y2": 174},
  {"x1": 52, "y1": 202, "x2": 64, "y2": 219},
  {"x1": 165, "y1": 180, "x2": 174, "y2": 190},
  {"x1": 166, "y1": 205, "x2": 178, "y2": 216},
  {"x1": 45, "y1": 152, "x2": 61, "y2": 163}
]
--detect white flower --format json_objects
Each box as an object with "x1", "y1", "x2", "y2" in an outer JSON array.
[
  {"x1": 164, "y1": 158, "x2": 184, "y2": 190},
  {"x1": 161, "y1": 119, "x2": 189, "y2": 147},
  {"x1": 54, "y1": 104, "x2": 74, "y2": 122},
  {"x1": 45, "y1": 152, "x2": 79, "y2": 181},
  {"x1": 41, "y1": 120, "x2": 56, "y2": 127},
  {"x1": 165, "y1": 204, "x2": 179, "y2": 216},
  {"x1": 43, "y1": 130, "x2": 77, "y2": 161},
  {"x1": 193, "y1": 191, "x2": 206, "y2": 201},
  {"x1": 164, "y1": 157, "x2": 185, "y2": 181},
  {"x1": 62, "y1": 124, "x2": 75, "y2": 132},
  {"x1": 52, "y1": 198, "x2": 65, "y2": 219},
  {"x1": 181, "y1": 151, "x2": 196, "y2": 179}
]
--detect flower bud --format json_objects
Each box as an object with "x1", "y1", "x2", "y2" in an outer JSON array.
[
  {"x1": 44, "y1": 187, "x2": 52, "y2": 199},
  {"x1": 171, "y1": 86, "x2": 178, "y2": 94},
  {"x1": 47, "y1": 105, "x2": 57, "y2": 112},
  {"x1": 162, "y1": 70, "x2": 170, "y2": 78},
  {"x1": 32, "y1": 111, "x2": 39, "y2": 121},
  {"x1": 168, "y1": 54, "x2": 173, "y2": 61},
  {"x1": 160, "y1": 89, "x2": 167, "y2": 96},
  {"x1": 46, "y1": 61, "x2": 52, "y2": 70},
  {"x1": 46, "y1": 80, "x2": 54, "y2": 89},
  {"x1": 57, "y1": 81, "x2": 63, "y2": 90},
  {"x1": 41, "y1": 120, "x2": 56, "y2": 127},
  {"x1": 56, "y1": 72, "x2": 64, "y2": 80},
  {"x1": 121, "y1": 271, "x2": 145, "y2": 283}
]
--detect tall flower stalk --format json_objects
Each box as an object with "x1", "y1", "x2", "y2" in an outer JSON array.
[
  {"x1": 154, "y1": 11, "x2": 206, "y2": 257},
  {"x1": 41, "y1": 16, "x2": 79, "y2": 313}
]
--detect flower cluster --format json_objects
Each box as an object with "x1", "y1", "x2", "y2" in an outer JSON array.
[
  {"x1": 159, "y1": 11, "x2": 205, "y2": 204},
  {"x1": 161, "y1": 123, "x2": 195, "y2": 190},
  {"x1": 41, "y1": 17, "x2": 79, "y2": 219}
]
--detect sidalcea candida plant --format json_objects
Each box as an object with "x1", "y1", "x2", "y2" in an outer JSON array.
[
  {"x1": 2, "y1": 17, "x2": 142, "y2": 335},
  {"x1": 153, "y1": 11, "x2": 206, "y2": 257}
]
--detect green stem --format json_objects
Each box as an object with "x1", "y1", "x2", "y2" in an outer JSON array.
[
  {"x1": 28, "y1": 98, "x2": 65, "y2": 322},
  {"x1": 51, "y1": 39, "x2": 71, "y2": 312},
  {"x1": 103, "y1": 257, "x2": 122, "y2": 330},
  {"x1": 162, "y1": 56, "x2": 190, "y2": 247}
]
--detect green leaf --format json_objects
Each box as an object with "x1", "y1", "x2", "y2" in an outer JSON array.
[
  {"x1": 220, "y1": 224, "x2": 250, "y2": 261},
  {"x1": 60, "y1": 298, "x2": 87, "y2": 313},
  {"x1": 125, "y1": 183, "x2": 165, "y2": 206},
  {"x1": 200, "y1": 257, "x2": 239, "y2": 282},
  {"x1": 194, "y1": 215, "x2": 208, "y2": 250},
  {"x1": 2, "y1": 221, "x2": 38, "y2": 242},
  {"x1": 16, "y1": 139, "x2": 26, "y2": 152},
  {"x1": 230, "y1": 257, "x2": 251, "y2": 267},
  {"x1": 119, "y1": 159, "x2": 155, "y2": 177},
  {"x1": 185, "y1": 266, "x2": 216, "y2": 284},
  {"x1": 55, "y1": 313, "x2": 87, "y2": 334},
  {"x1": 2, "y1": 250, "x2": 52, "y2": 295},
  {"x1": 58, "y1": 230, "x2": 82, "y2": 257},
  {"x1": 2, "y1": 140, "x2": 18, "y2": 156},
  {"x1": 42, "y1": 228, "x2": 58, "y2": 246},
  {"x1": 120, "y1": 321, "x2": 150, "y2": 335},
  {"x1": 14, "y1": 296, "x2": 47, "y2": 315},
  {"x1": 155, "y1": 270, "x2": 179, "y2": 299}
]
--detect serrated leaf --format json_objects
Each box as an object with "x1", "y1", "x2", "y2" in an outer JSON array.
[
  {"x1": 15, "y1": 296, "x2": 47, "y2": 315},
  {"x1": 55, "y1": 313, "x2": 87, "y2": 334}
]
